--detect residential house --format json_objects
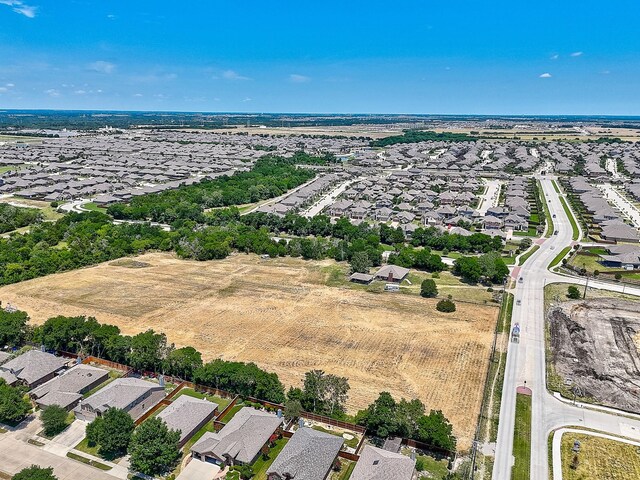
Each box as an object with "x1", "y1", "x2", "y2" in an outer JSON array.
[
  {"x1": 157, "y1": 395, "x2": 218, "y2": 447},
  {"x1": 0, "y1": 350, "x2": 68, "y2": 389},
  {"x1": 74, "y1": 377, "x2": 166, "y2": 421},
  {"x1": 374, "y1": 265, "x2": 410, "y2": 283},
  {"x1": 350, "y1": 445, "x2": 415, "y2": 480},
  {"x1": 191, "y1": 407, "x2": 282, "y2": 466},
  {"x1": 267, "y1": 427, "x2": 343, "y2": 480},
  {"x1": 30, "y1": 364, "x2": 109, "y2": 410}
]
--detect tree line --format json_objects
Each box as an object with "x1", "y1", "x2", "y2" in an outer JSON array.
[
  {"x1": 371, "y1": 130, "x2": 478, "y2": 147},
  {"x1": 0, "y1": 203, "x2": 43, "y2": 234},
  {"x1": 106, "y1": 153, "x2": 328, "y2": 224}
]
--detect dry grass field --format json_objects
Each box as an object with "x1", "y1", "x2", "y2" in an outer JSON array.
[{"x1": 0, "y1": 252, "x2": 499, "y2": 449}]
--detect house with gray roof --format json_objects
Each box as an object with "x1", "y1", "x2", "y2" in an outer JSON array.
[
  {"x1": 74, "y1": 377, "x2": 165, "y2": 421},
  {"x1": 267, "y1": 427, "x2": 343, "y2": 480},
  {"x1": 157, "y1": 395, "x2": 218, "y2": 446},
  {"x1": 350, "y1": 445, "x2": 415, "y2": 480},
  {"x1": 0, "y1": 351, "x2": 11, "y2": 365},
  {"x1": 30, "y1": 364, "x2": 109, "y2": 410},
  {"x1": 0, "y1": 350, "x2": 68, "y2": 388},
  {"x1": 374, "y1": 265, "x2": 410, "y2": 283},
  {"x1": 191, "y1": 407, "x2": 282, "y2": 466}
]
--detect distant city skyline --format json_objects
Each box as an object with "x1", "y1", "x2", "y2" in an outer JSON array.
[{"x1": 1, "y1": 0, "x2": 639, "y2": 115}]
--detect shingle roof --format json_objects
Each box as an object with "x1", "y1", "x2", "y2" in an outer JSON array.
[
  {"x1": 191, "y1": 407, "x2": 282, "y2": 464},
  {"x1": 0, "y1": 350, "x2": 68, "y2": 386},
  {"x1": 267, "y1": 427, "x2": 344, "y2": 480},
  {"x1": 79, "y1": 377, "x2": 164, "y2": 414},
  {"x1": 350, "y1": 445, "x2": 415, "y2": 480},
  {"x1": 157, "y1": 395, "x2": 217, "y2": 443},
  {"x1": 31, "y1": 364, "x2": 109, "y2": 408}
]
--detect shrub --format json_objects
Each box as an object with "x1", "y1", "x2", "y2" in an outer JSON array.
[
  {"x1": 567, "y1": 286, "x2": 581, "y2": 299},
  {"x1": 12, "y1": 466, "x2": 57, "y2": 480},
  {"x1": 436, "y1": 299, "x2": 456, "y2": 313},
  {"x1": 415, "y1": 458, "x2": 425, "y2": 472},
  {"x1": 615, "y1": 273, "x2": 622, "y2": 280}
]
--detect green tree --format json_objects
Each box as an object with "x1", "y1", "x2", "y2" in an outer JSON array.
[
  {"x1": 165, "y1": 346, "x2": 203, "y2": 380},
  {"x1": 238, "y1": 464, "x2": 254, "y2": 480},
  {"x1": 0, "y1": 309, "x2": 29, "y2": 348},
  {"x1": 416, "y1": 410, "x2": 456, "y2": 452},
  {"x1": 128, "y1": 417, "x2": 181, "y2": 476},
  {"x1": 420, "y1": 279, "x2": 438, "y2": 298},
  {"x1": 41, "y1": 405, "x2": 68, "y2": 437},
  {"x1": 567, "y1": 286, "x2": 581, "y2": 299},
  {"x1": 436, "y1": 299, "x2": 456, "y2": 313},
  {"x1": 0, "y1": 379, "x2": 31, "y2": 424},
  {"x1": 284, "y1": 399, "x2": 303, "y2": 421},
  {"x1": 350, "y1": 251, "x2": 372, "y2": 274},
  {"x1": 128, "y1": 330, "x2": 172, "y2": 372},
  {"x1": 12, "y1": 466, "x2": 57, "y2": 480},
  {"x1": 452, "y1": 257, "x2": 483, "y2": 283},
  {"x1": 87, "y1": 408, "x2": 135, "y2": 458},
  {"x1": 356, "y1": 392, "x2": 398, "y2": 438}
]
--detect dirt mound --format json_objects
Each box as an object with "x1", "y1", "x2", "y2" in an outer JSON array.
[{"x1": 549, "y1": 298, "x2": 640, "y2": 411}]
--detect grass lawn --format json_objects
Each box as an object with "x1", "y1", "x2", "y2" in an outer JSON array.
[
  {"x1": 552, "y1": 180, "x2": 561, "y2": 194},
  {"x1": 415, "y1": 453, "x2": 450, "y2": 479},
  {"x1": 74, "y1": 437, "x2": 101, "y2": 457},
  {"x1": 561, "y1": 432, "x2": 640, "y2": 479},
  {"x1": 568, "y1": 252, "x2": 618, "y2": 274},
  {"x1": 181, "y1": 421, "x2": 216, "y2": 456},
  {"x1": 219, "y1": 403, "x2": 244, "y2": 423},
  {"x1": 559, "y1": 197, "x2": 580, "y2": 241},
  {"x1": 512, "y1": 393, "x2": 532, "y2": 480},
  {"x1": 549, "y1": 246, "x2": 572, "y2": 269},
  {"x1": 329, "y1": 459, "x2": 356, "y2": 480},
  {"x1": 311, "y1": 425, "x2": 359, "y2": 449},
  {"x1": 518, "y1": 245, "x2": 539, "y2": 266},
  {"x1": 173, "y1": 388, "x2": 233, "y2": 411},
  {"x1": 513, "y1": 227, "x2": 539, "y2": 237},
  {"x1": 4, "y1": 197, "x2": 63, "y2": 221},
  {"x1": 83, "y1": 202, "x2": 108, "y2": 214},
  {"x1": 250, "y1": 437, "x2": 289, "y2": 480},
  {"x1": 66, "y1": 451, "x2": 112, "y2": 471}
]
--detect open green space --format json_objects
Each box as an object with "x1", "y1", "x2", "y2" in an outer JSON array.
[
  {"x1": 250, "y1": 437, "x2": 288, "y2": 480},
  {"x1": 561, "y1": 432, "x2": 640, "y2": 479},
  {"x1": 83, "y1": 202, "x2": 108, "y2": 214},
  {"x1": 219, "y1": 403, "x2": 245, "y2": 423},
  {"x1": 511, "y1": 393, "x2": 532, "y2": 480},
  {"x1": 311, "y1": 425, "x2": 359, "y2": 449}
]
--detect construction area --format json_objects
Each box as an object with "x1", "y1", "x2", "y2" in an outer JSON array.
[
  {"x1": 0, "y1": 252, "x2": 499, "y2": 450},
  {"x1": 548, "y1": 297, "x2": 640, "y2": 411}
]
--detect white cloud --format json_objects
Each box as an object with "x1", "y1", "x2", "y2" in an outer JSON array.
[
  {"x1": 601, "y1": 70, "x2": 610, "y2": 75},
  {"x1": 0, "y1": 0, "x2": 37, "y2": 18},
  {"x1": 570, "y1": 51, "x2": 583, "y2": 57},
  {"x1": 44, "y1": 88, "x2": 60, "y2": 97},
  {"x1": 107, "y1": 14, "x2": 116, "y2": 19},
  {"x1": 6, "y1": 83, "x2": 15, "y2": 87},
  {"x1": 88, "y1": 61, "x2": 116, "y2": 74},
  {"x1": 241, "y1": 97, "x2": 252, "y2": 102},
  {"x1": 539, "y1": 73, "x2": 552, "y2": 78},
  {"x1": 289, "y1": 74, "x2": 310, "y2": 83},
  {"x1": 550, "y1": 54, "x2": 559, "y2": 60},
  {"x1": 222, "y1": 70, "x2": 249, "y2": 81},
  {"x1": 74, "y1": 89, "x2": 86, "y2": 95},
  {"x1": 133, "y1": 93, "x2": 143, "y2": 97}
]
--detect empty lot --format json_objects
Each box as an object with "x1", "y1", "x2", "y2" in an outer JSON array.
[{"x1": 0, "y1": 252, "x2": 499, "y2": 449}]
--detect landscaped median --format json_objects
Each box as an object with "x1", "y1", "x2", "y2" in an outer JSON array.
[
  {"x1": 517, "y1": 245, "x2": 540, "y2": 266},
  {"x1": 548, "y1": 246, "x2": 572, "y2": 270},
  {"x1": 512, "y1": 390, "x2": 532, "y2": 480},
  {"x1": 559, "y1": 196, "x2": 580, "y2": 241}
]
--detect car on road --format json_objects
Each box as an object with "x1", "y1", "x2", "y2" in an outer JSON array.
[
  {"x1": 552, "y1": 214, "x2": 556, "y2": 218},
  {"x1": 554, "y1": 230, "x2": 559, "y2": 235},
  {"x1": 516, "y1": 299, "x2": 521, "y2": 306},
  {"x1": 519, "y1": 277, "x2": 523, "y2": 283}
]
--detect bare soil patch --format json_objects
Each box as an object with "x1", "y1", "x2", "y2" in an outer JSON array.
[
  {"x1": 0, "y1": 252, "x2": 499, "y2": 449},
  {"x1": 549, "y1": 298, "x2": 640, "y2": 411}
]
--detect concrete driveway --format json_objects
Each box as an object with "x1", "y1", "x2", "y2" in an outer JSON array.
[{"x1": 176, "y1": 458, "x2": 220, "y2": 480}]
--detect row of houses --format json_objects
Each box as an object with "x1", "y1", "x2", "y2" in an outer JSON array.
[{"x1": 567, "y1": 176, "x2": 640, "y2": 243}]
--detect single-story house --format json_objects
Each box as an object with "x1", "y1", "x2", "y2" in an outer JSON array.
[
  {"x1": 349, "y1": 272, "x2": 374, "y2": 285},
  {"x1": 350, "y1": 445, "x2": 415, "y2": 480},
  {"x1": 74, "y1": 377, "x2": 166, "y2": 421},
  {"x1": 374, "y1": 265, "x2": 410, "y2": 283},
  {"x1": 157, "y1": 395, "x2": 218, "y2": 447},
  {"x1": 267, "y1": 427, "x2": 344, "y2": 480},
  {"x1": 30, "y1": 364, "x2": 109, "y2": 410},
  {"x1": 191, "y1": 407, "x2": 282, "y2": 466},
  {"x1": 0, "y1": 351, "x2": 11, "y2": 365},
  {"x1": 0, "y1": 350, "x2": 68, "y2": 388},
  {"x1": 600, "y1": 223, "x2": 640, "y2": 243}
]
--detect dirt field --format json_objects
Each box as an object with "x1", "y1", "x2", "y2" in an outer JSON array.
[
  {"x1": 548, "y1": 298, "x2": 640, "y2": 411},
  {"x1": 0, "y1": 252, "x2": 499, "y2": 449}
]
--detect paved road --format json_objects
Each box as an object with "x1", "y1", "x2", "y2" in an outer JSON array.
[
  {"x1": 302, "y1": 177, "x2": 358, "y2": 218},
  {"x1": 0, "y1": 436, "x2": 117, "y2": 480},
  {"x1": 597, "y1": 182, "x2": 640, "y2": 228},
  {"x1": 475, "y1": 179, "x2": 501, "y2": 217},
  {"x1": 492, "y1": 175, "x2": 640, "y2": 480}
]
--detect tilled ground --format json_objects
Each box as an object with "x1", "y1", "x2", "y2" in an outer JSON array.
[{"x1": 0, "y1": 252, "x2": 499, "y2": 449}]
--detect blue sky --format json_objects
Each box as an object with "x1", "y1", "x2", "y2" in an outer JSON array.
[{"x1": 1, "y1": 1, "x2": 639, "y2": 114}]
